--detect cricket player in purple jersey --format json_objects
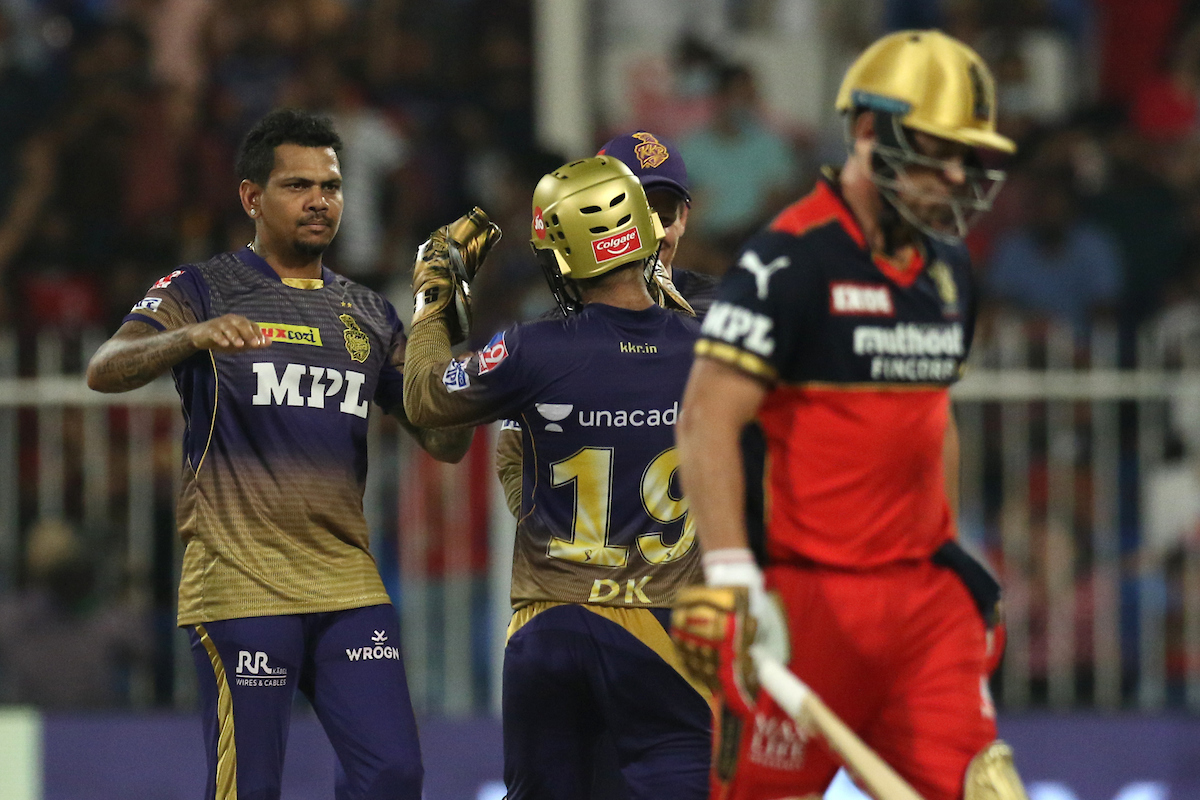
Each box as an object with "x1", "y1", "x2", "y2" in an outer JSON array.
[
  {"x1": 402, "y1": 156, "x2": 710, "y2": 800},
  {"x1": 86, "y1": 108, "x2": 474, "y2": 800}
]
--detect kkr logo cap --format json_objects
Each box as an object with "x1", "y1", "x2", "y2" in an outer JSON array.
[{"x1": 598, "y1": 131, "x2": 691, "y2": 203}]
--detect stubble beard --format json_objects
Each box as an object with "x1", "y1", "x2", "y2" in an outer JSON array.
[{"x1": 292, "y1": 238, "x2": 331, "y2": 258}]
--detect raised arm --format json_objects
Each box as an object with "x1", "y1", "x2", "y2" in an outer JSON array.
[{"x1": 86, "y1": 315, "x2": 269, "y2": 393}]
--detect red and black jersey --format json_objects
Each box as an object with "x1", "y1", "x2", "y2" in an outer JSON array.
[{"x1": 697, "y1": 174, "x2": 976, "y2": 569}]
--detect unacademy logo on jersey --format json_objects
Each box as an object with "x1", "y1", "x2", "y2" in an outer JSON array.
[
  {"x1": 536, "y1": 403, "x2": 573, "y2": 432},
  {"x1": 346, "y1": 630, "x2": 401, "y2": 662},
  {"x1": 578, "y1": 402, "x2": 678, "y2": 428},
  {"x1": 251, "y1": 363, "x2": 370, "y2": 418}
]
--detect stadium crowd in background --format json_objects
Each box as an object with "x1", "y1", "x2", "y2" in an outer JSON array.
[{"x1": 4, "y1": 0, "x2": 1200, "y2": 710}]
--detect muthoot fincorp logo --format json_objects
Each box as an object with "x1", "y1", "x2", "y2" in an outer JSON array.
[{"x1": 578, "y1": 402, "x2": 678, "y2": 428}]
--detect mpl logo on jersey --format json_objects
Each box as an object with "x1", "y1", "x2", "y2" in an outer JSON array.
[
  {"x1": 478, "y1": 332, "x2": 509, "y2": 375},
  {"x1": 251, "y1": 362, "x2": 370, "y2": 418},
  {"x1": 346, "y1": 630, "x2": 401, "y2": 662},
  {"x1": 701, "y1": 301, "x2": 776, "y2": 358},
  {"x1": 234, "y1": 650, "x2": 288, "y2": 687},
  {"x1": 829, "y1": 282, "x2": 894, "y2": 317},
  {"x1": 591, "y1": 228, "x2": 642, "y2": 264}
]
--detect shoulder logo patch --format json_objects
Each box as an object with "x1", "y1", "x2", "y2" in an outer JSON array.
[
  {"x1": 738, "y1": 251, "x2": 789, "y2": 300},
  {"x1": 340, "y1": 314, "x2": 370, "y2": 362},
  {"x1": 829, "y1": 282, "x2": 894, "y2": 317},
  {"x1": 131, "y1": 297, "x2": 162, "y2": 313},
  {"x1": 152, "y1": 269, "x2": 185, "y2": 289},
  {"x1": 478, "y1": 332, "x2": 509, "y2": 374},
  {"x1": 442, "y1": 359, "x2": 470, "y2": 392},
  {"x1": 927, "y1": 261, "x2": 960, "y2": 315},
  {"x1": 257, "y1": 323, "x2": 323, "y2": 346}
]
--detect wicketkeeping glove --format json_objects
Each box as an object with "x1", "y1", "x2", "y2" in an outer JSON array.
[
  {"x1": 671, "y1": 585, "x2": 761, "y2": 716},
  {"x1": 412, "y1": 207, "x2": 502, "y2": 345}
]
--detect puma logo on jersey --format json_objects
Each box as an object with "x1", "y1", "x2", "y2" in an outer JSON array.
[
  {"x1": 701, "y1": 302, "x2": 775, "y2": 357},
  {"x1": 830, "y1": 282, "x2": 894, "y2": 316},
  {"x1": 251, "y1": 363, "x2": 370, "y2": 418},
  {"x1": 738, "y1": 251, "x2": 789, "y2": 300}
]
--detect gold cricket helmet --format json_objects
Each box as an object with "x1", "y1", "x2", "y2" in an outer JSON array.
[
  {"x1": 836, "y1": 29, "x2": 1015, "y2": 155},
  {"x1": 531, "y1": 156, "x2": 665, "y2": 281}
]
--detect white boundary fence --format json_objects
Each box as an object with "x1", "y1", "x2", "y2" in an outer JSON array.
[{"x1": 0, "y1": 320, "x2": 1198, "y2": 713}]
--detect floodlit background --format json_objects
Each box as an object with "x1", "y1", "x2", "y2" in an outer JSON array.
[{"x1": 0, "y1": 0, "x2": 1198, "y2": 798}]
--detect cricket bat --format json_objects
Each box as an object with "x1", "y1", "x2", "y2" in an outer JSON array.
[{"x1": 751, "y1": 646, "x2": 925, "y2": 800}]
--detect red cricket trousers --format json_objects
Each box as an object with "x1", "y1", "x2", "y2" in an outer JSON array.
[{"x1": 717, "y1": 559, "x2": 996, "y2": 800}]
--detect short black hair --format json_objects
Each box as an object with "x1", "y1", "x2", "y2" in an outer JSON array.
[{"x1": 235, "y1": 108, "x2": 343, "y2": 186}]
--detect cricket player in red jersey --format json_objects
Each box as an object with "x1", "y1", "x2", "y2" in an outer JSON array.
[{"x1": 672, "y1": 31, "x2": 1029, "y2": 800}]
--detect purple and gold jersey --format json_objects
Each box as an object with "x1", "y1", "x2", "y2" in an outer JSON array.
[
  {"x1": 433, "y1": 304, "x2": 702, "y2": 609},
  {"x1": 125, "y1": 247, "x2": 404, "y2": 625}
]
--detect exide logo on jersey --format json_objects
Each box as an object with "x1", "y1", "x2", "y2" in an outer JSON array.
[
  {"x1": 830, "y1": 282, "x2": 894, "y2": 317},
  {"x1": 591, "y1": 228, "x2": 641, "y2": 263}
]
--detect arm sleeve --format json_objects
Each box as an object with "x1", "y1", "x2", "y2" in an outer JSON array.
[
  {"x1": 403, "y1": 316, "x2": 534, "y2": 428},
  {"x1": 122, "y1": 267, "x2": 207, "y2": 331}
]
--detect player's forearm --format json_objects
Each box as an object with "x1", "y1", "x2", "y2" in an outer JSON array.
[
  {"x1": 86, "y1": 325, "x2": 197, "y2": 393},
  {"x1": 677, "y1": 400, "x2": 751, "y2": 553},
  {"x1": 401, "y1": 315, "x2": 473, "y2": 428},
  {"x1": 411, "y1": 422, "x2": 475, "y2": 463}
]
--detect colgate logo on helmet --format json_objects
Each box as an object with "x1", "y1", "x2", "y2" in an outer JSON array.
[
  {"x1": 592, "y1": 228, "x2": 642, "y2": 263},
  {"x1": 533, "y1": 207, "x2": 547, "y2": 240}
]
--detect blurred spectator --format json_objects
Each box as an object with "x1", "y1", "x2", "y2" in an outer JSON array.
[
  {"x1": 986, "y1": 168, "x2": 1123, "y2": 335},
  {"x1": 0, "y1": 518, "x2": 150, "y2": 709},
  {"x1": 679, "y1": 63, "x2": 798, "y2": 250},
  {"x1": 287, "y1": 55, "x2": 409, "y2": 285}
]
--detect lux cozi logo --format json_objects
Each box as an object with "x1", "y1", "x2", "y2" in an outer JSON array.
[{"x1": 251, "y1": 362, "x2": 369, "y2": 418}]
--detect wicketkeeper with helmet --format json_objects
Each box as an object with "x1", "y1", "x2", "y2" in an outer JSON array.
[
  {"x1": 672, "y1": 30, "x2": 1028, "y2": 800},
  {"x1": 404, "y1": 156, "x2": 711, "y2": 799}
]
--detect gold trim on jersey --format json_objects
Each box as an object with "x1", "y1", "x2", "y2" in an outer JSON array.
[
  {"x1": 196, "y1": 624, "x2": 238, "y2": 800},
  {"x1": 695, "y1": 339, "x2": 778, "y2": 381},
  {"x1": 281, "y1": 278, "x2": 324, "y2": 290},
  {"x1": 193, "y1": 352, "x2": 220, "y2": 476},
  {"x1": 783, "y1": 380, "x2": 954, "y2": 392},
  {"x1": 255, "y1": 323, "x2": 323, "y2": 347},
  {"x1": 506, "y1": 601, "x2": 712, "y2": 703},
  {"x1": 520, "y1": 411, "x2": 540, "y2": 524}
]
